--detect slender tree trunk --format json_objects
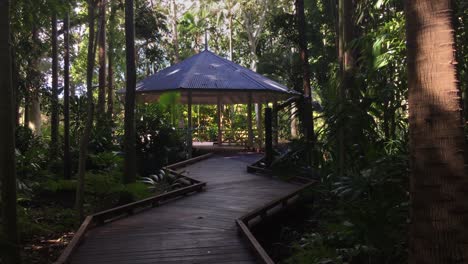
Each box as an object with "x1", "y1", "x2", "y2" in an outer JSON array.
[
  {"x1": 63, "y1": 7, "x2": 71, "y2": 179},
  {"x1": 107, "y1": 2, "x2": 117, "y2": 120},
  {"x1": 171, "y1": 0, "x2": 179, "y2": 63},
  {"x1": 406, "y1": 1, "x2": 468, "y2": 263},
  {"x1": 229, "y1": 13, "x2": 233, "y2": 61},
  {"x1": 12, "y1": 44, "x2": 20, "y2": 128},
  {"x1": 0, "y1": 0, "x2": 20, "y2": 262},
  {"x1": 97, "y1": 0, "x2": 107, "y2": 125},
  {"x1": 51, "y1": 12, "x2": 59, "y2": 155},
  {"x1": 337, "y1": 0, "x2": 348, "y2": 176},
  {"x1": 296, "y1": 0, "x2": 315, "y2": 165},
  {"x1": 26, "y1": 28, "x2": 42, "y2": 135},
  {"x1": 75, "y1": 0, "x2": 96, "y2": 221},
  {"x1": 107, "y1": 42, "x2": 114, "y2": 120},
  {"x1": 123, "y1": 0, "x2": 137, "y2": 184}
]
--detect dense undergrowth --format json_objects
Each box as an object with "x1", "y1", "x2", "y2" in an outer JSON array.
[
  {"x1": 0, "y1": 103, "x2": 187, "y2": 263},
  {"x1": 262, "y1": 137, "x2": 409, "y2": 264}
]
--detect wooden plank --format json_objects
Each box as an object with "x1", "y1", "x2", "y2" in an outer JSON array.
[
  {"x1": 67, "y1": 153, "x2": 301, "y2": 264},
  {"x1": 236, "y1": 220, "x2": 274, "y2": 264},
  {"x1": 92, "y1": 183, "x2": 206, "y2": 222},
  {"x1": 164, "y1": 153, "x2": 213, "y2": 170},
  {"x1": 239, "y1": 181, "x2": 316, "y2": 223},
  {"x1": 54, "y1": 215, "x2": 93, "y2": 264}
]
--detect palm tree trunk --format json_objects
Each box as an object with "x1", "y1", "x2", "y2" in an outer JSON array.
[
  {"x1": 229, "y1": 13, "x2": 233, "y2": 61},
  {"x1": 171, "y1": 0, "x2": 180, "y2": 63},
  {"x1": 296, "y1": 0, "x2": 315, "y2": 166},
  {"x1": 406, "y1": 1, "x2": 468, "y2": 262},
  {"x1": 63, "y1": 7, "x2": 71, "y2": 179},
  {"x1": 27, "y1": 27, "x2": 41, "y2": 135},
  {"x1": 97, "y1": 0, "x2": 107, "y2": 125},
  {"x1": 51, "y1": 12, "x2": 59, "y2": 156},
  {"x1": 123, "y1": 0, "x2": 137, "y2": 184},
  {"x1": 0, "y1": 0, "x2": 20, "y2": 262},
  {"x1": 107, "y1": 2, "x2": 117, "y2": 120},
  {"x1": 337, "y1": 0, "x2": 353, "y2": 176},
  {"x1": 75, "y1": 0, "x2": 97, "y2": 221}
]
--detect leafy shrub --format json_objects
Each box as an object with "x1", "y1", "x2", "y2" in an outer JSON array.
[
  {"x1": 88, "y1": 151, "x2": 123, "y2": 172},
  {"x1": 135, "y1": 103, "x2": 186, "y2": 176},
  {"x1": 282, "y1": 141, "x2": 408, "y2": 264}
]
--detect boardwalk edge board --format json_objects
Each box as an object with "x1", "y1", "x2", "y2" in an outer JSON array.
[
  {"x1": 54, "y1": 153, "x2": 214, "y2": 264},
  {"x1": 236, "y1": 180, "x2": 316, "y2": 264}
]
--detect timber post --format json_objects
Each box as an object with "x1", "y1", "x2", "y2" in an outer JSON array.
[{"x1": 265, "y1": 107, "x2": 273, "y2": 166}]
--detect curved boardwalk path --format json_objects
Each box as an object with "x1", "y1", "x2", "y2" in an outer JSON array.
[{"x1": 71, "y1": 153, "x2": 297, "y2": 264}]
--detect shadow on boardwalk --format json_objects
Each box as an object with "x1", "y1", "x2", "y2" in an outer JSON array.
[{"x1": 71, "y1": 153, "x2": 298, "y2": 264}]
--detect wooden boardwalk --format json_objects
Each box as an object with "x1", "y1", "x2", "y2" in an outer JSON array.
[{"x1": 71, "y1": 153, "x2": 298, "y2": 264}]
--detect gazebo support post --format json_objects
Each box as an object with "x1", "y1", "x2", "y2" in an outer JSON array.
[
  {"x1": 272, "y1": 101, "x2": 279, "y2": 146},
  {"x1": 217, "y1": 96, "x2": 222, "y2": 146},
  {"x1": 265, "y1": 107, "x2": 273, "y2": 166},
  {"x1": 187, "y1": 91, "x2": 193, "y2": 158},
  {"x1": 247, "y1": 93, "x2": 254, "y2": 149}
]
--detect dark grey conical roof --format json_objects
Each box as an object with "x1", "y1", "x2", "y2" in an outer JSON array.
[{"x1": 134, "y1": 50, "x2": 300, "y2": 104}]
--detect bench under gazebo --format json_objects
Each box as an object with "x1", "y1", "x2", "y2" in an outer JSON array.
[{"x1": 132, "y1": 49, "x2": 300, "y2": 155}]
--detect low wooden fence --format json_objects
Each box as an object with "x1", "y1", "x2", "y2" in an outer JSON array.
[
  {"x1": 54, "y1": 153, "x2": 213, "y2": 264},
  {"x1": 236, "y1": 180, "x2": 316, "y2": 264}
]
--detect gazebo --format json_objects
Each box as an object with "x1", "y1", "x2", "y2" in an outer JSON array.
[{"x1": 132, "y1": 49, "x2": 300, "y2": 155}]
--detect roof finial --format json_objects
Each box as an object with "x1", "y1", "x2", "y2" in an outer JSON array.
[{"x1": 204, "y1": 29, "x2": 208, "y2": 51}]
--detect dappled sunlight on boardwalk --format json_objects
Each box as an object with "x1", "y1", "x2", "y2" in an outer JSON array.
[{"x1": 71, "y1": 153, "x2": 297, "y2": 264}]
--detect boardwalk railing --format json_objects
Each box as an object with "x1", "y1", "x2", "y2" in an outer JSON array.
[
  {"x1": 236, "y1": 180, "x2": 316, "y2": 264},
  {"x1": 54, "y1": 153, "x2": 213, "y2": 264}
]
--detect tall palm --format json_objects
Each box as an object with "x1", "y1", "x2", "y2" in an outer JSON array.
[
  {"x1": 123, "y1": 0, "x2": 137, "y2": 184},
  {"x1": 63, "y1": 2, "x2": 71, "y2": 179},
  {"x1": 406, "y1": 0, "x2": 468, "y2": 262},
  {"x1": 296, "y1": 0, "x2": 315, "y2": 165},
  {"x1": 97, "y1": 0, "x2": 107, "y2": 125},
  {"x1": 0, "y1": 0, "x2": 20, "y2": 262},
  {"x1": 50, "y1": 10, "x2": 59, "y2": 156},
  {"x1": 75, "y1": 0, "x2": 97, "y2": 220}
]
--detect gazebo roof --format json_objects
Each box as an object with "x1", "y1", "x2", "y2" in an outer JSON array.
[{"x1": 134, "y1": 50, "x2": 300, "y2": 104}]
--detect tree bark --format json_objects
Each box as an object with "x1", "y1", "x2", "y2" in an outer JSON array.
[
  {"x1": 107, "y1": 2, "x2": 117, "y2": 120},
  {"x1": 51, "y1": 12, "x2": 59, "y2": 156},
  {"x1": 27, "y1": 27, "x2": 42, "y2": 135},
  {"x1": 296, "y1": 0, "x2": 315, "y2": 165},
  {"x1": 171, "y1": 0, "x2": 180, "y2": 63},
  {"x1": 63, "y1": 7, "x2": 71, "y2": 179},
  {"x1": 336, "y1": 0, "x2": 352, "y2": 176},
  {"x1": 123, "y1": 0, "x2": 137, "y2": 184},
  {"x1": 75, "y1": 0, "x2": 96, "y2": 221},
  {"x1": 229, "y1": 13, "x2": 233, "y2": 61},
  {"x1": 406, "y1": 0, "x2": 468, "y2": 263},
  {"x1": 0, "y1": 0, "x2": 21, "y2": 262},
  {"x1": 97, "y1": 0, "x2": 107, "y2": 125}
]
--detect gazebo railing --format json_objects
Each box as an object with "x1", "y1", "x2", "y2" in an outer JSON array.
[{"x1": 190, "y1": 127, "x2": 258, "y2": 146}]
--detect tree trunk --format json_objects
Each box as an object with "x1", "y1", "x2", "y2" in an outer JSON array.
[
  {"x1": 75, "y1": 0, "x2": 96, "y2": 221},
  {"x1": 171, "y1": 0, "x2": 180, "y2": 63},
  {"x1": 97, "y1": 0, "x2": 107, "y2": 125},
  {"x1": 296, "y1": 0, "x2": 315, "y2": 165},
  {"x1": 26, "y1": 27, "x2": 42, "y2": 135},
  {"x1": 107, "y1": 2, "x2": 117, "y2": 120},
  {"x1": 123, "y1": 0, "x2": 137, "y2": 184},
  {"x1": 406, "y1": 1, "x2": 468, "y2": 263},
  {"x1": 63, "y1": 7, "x2": 71, "y2": 179},
  {"x1": 229, "y1": 13, "x2": 233, "y2": 61},
  {"x1": 0, "y1": 0, "x2": 21, "y2": 262},
  {"x1": 28, "y1": 95, "x2": 41, "y2": 135},
  {"x1": 337, "y1": 0, "x2": 351, "y2": 176},
  {"x1": 50, "y1": 12, "x2": 59, "y2": 156}
]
